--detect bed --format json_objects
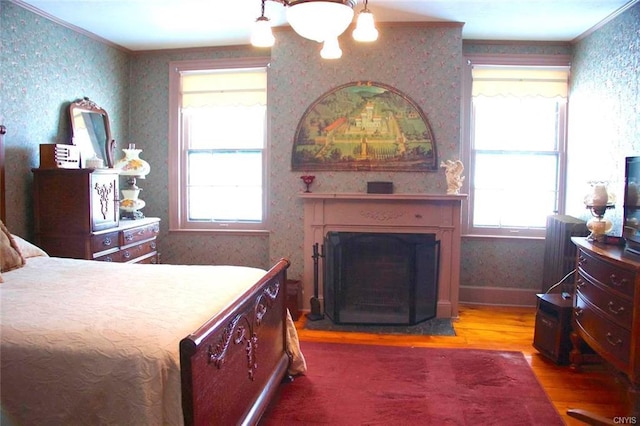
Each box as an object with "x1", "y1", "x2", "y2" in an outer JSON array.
[{"x1": 0, "y1": 127, "x2": 304, "y2": 425}]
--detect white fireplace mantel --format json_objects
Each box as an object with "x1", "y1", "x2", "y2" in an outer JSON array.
[{"x1": 300, "y1": 192, "x2": 466, "y2": 319}]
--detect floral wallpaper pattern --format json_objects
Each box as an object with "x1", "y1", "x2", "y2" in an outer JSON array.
[
  {"x1": 2, "y1": 0, "x2": 639, "y2": 307},
  {"x1": 267, "y1": 25, "x2": 463, "y2": 291},
  {"x1": 1, "y1": 1, "x2": 129, "y2": 236},
  {"x1": 566, "y1": 4, "x2": 640, "y2": 232}
]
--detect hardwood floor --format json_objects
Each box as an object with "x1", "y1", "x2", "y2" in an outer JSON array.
[{"x1": 293, "y1": 304, "x2": 630, "y2": 425}]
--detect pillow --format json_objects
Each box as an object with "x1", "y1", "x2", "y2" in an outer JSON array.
[
  {"x1": 0, "y1": 220, "x2": 26, "y2": 272},
  {"x1": 286, "y1": 309, "x2": 307, "y2": 376},
  {"x1": 12, "y1": 235, "x2": 49, "y2": 258}
]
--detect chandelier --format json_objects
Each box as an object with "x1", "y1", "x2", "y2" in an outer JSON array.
[{"x1": 251, "y1": 0, "x2": 378, "y2": 59}]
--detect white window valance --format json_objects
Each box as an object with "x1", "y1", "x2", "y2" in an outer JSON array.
[
  {"x1": 472, "y1": 66, "x2": 570, "y2": 98},
  {"x1": 181, "y1": 69, "x2": 267, "y2": 107}
]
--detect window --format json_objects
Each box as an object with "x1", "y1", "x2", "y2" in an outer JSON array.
[
  {"x1": 462, "y1": 56, "x2": 570, "y2": 238},
  {"x1": 168, "y1": 58, "x2": 270, "y2": 233}
]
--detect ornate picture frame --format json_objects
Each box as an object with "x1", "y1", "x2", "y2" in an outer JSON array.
[{"x1": 291, "y1": 81, "x2": 438, "y2": 172}]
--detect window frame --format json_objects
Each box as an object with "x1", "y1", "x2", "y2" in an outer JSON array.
[
  {"x1": 461, "y1": 54, "x2": 572, "y2": 239},
  {"x1": 168, "y1": 57, "x2": 271, "y2": 234}
]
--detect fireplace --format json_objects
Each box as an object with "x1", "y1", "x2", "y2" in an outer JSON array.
[
  {"x1": 324, "y1": 232, "x2": 440, "y2": 325},
  {"x1": 300, "y1": 193, "x2": 465, "y2": 318}
]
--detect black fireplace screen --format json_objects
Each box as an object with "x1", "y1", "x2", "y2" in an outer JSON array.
[{"x1": 323, "y1": 232, "x2": 440, "y2": 325}]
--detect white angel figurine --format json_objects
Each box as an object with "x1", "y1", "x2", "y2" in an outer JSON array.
[{"x1": 440, "y1": 160, "x2": 465, "y2": 195}]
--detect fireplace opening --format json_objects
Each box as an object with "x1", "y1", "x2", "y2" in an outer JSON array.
[{"x1": 323, "y1": 232, "x2": 440, "y2": 325}]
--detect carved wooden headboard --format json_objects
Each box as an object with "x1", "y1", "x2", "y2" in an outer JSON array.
[{"x1": 1, "y1": 124, "x2": 5, "y2": 222}]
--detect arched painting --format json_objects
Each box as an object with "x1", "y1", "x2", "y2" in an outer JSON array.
[{"x1": 291, "y1": 81, "x2": 438, "y2": 172}]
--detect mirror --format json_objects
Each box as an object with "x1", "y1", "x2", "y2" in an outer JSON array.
[{"x1": 69, "y1": 97, "x2": 115, "y2": 168}]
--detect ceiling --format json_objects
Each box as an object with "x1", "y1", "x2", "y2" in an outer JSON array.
[{"x1": 15, "y1": 0, "x2": 637, "y2": 51}]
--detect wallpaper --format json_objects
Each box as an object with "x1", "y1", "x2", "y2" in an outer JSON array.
[
  {"x1": 1, "y1": 0, "x2": 130, "y2": 236},
  {"x1": 127, "y1": 46, "x2": 271, "y2": 268},
  {"x1": 267, "y1": 24, "x2": 463, "y2": 286},
  {"x1": 2, "y1": 1, "x2": 639, "y2": 308},
  {"x1": 126, "y1": 24, "x2": 465, "y2": 279},
  {"x1": 566, "y1": 3, "x2": 640, "y2": 232}
]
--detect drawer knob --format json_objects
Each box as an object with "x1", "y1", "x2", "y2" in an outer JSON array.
[
  {"x1": 574, "y1": 308, "x2": 583, "y2": 318},
  {"x1": 126, "y1": 234, "x2": 134, "y2": 242},
  {"x1": 605, "y1": 332, "x2": 623, "y2": 347},
  {"x1": 123, "y1": 251, "x2": 131, "y2": 259},
  {"x1": 607, "y1": 301, "x2": 624, "y2": 315},
  {"x1": 576, "y1": 278, "x2": 586, "y2": 289},
  {"x1": 102, "y1": 236, "x2": 112, "y2": 246},
  {"x1": 150, "y1": 242, "x2": 157, "y2": 249},
  {"x1": 578, "y1": 255, "x2": 586, "y2": 267}
]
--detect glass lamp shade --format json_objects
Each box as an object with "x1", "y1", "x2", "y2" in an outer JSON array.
[
  {"x1": 120, "y1": 189, "x2": 146, "y2": 213},
  {"x1": 584, "y1": 181, "x2": 615, "y2": 241},
  {"x1": 587, "y1": 216, "x2": 613, "y2": 239},
  {"x1": 320, "y1": 37, "x2": 343, "y2": 59},
  {"x1": 114, "y1": 146, "x2": 150, "y2": 219},
  {"x1": 251, "y1": 16, "x2": 275, "y2": 48},
  {"x1": 114, "y1": 147, "x2": 150, "y2": 177},
  {"x1": 352, "y1": 9, "x2": 378, "y2": 42},
  {"x1": 285, "y1": 0, "x2": 355, "y2": 42}
]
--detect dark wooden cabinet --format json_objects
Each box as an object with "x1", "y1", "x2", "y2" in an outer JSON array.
[
  {"x1": 32, "y1": 168, "x2": 160, "y2": 264},
  {"x1": 570, "y1": 237, "x2": 640, "y2": 416},
  {"x1": 533, "y1": 293, "x2": 573, "y2": 365}
]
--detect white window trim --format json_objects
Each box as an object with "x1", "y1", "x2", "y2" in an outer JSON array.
[
  {"x1": 168, "y1": 57, "x2": 271, "y2": 234},
  {"x1": 461, "y1": 54, "x2": 572, "y2": 239}
]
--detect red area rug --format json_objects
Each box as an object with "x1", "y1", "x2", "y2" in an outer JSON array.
[{"x1": 261, "y1": 341, "x2": 563, "y2": 425}]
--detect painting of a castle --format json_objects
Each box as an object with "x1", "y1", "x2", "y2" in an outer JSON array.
[{"x1": 291, "y1": 82, "x2": 438, "y2": 172}]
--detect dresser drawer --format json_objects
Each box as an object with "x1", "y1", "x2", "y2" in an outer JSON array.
[
  {"x1": 121, "y1": 240, "x2": 157, "y2": 263},
  {"x1": 134, "y1": 252, "x2": 159, "y2": 264},
  {"x1": 121, "y1": 222, "x2": 159, "y2": 246},
  {"x1": 575, "y1": 293, "x2": 631, "y2": 367},
  {"x1": 578, "y1": 249, "x2": 636, "y2": 299},
  {"x1": 576, "y1": 273, "x2": 633, "y2": 330},
  {"x1": 94, "y1": 250, "x2": 123, "y2": 262},
  {"x1": 91, "y1": 231, "x2": 120, "y2": 254}
]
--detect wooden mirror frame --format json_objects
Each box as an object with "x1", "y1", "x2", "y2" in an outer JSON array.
[{"x1": 69, "y1": 98, "x2": 116, "y2": 168}]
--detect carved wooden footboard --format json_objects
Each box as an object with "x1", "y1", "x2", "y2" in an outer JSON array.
[{"x1": 180, "y1": 258, "x2": 291, "y2": 425}]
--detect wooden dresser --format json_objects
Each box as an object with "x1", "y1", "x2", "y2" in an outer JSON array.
[
  {"x1": 32, "y1": 168, "x2": 160, "y2": 264},
  {"x1": 571, "y1": 237, "x2": 640, "y2": 415}
]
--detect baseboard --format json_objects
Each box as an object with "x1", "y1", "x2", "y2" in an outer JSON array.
[{"x1": 459, "y1": 286, "x2": 539, "y2": 307}]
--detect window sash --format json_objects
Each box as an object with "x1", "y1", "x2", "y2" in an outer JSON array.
[
  {"x1": 472, "y1": 151, "x2": 559, "y2": 229},
  {"x1": 168, "y1": 57, "x2": 270, "y2": 232},
  {"x1": 187, "y1": 150, "x2": 263, "y2": 223},
  {"x1": 463, "y1": 57, "x2": 570, "y2": 238}
]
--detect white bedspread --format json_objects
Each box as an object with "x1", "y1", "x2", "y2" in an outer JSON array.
[{"x1": 0, "y1": 257, "x2": 268, "y2": 426}]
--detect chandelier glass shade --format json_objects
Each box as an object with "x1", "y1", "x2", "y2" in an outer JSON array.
[
  {"x1": 320, "y1": 37, "x2": 343, "y2": 59},
  {"x1": 251, "y1": 16, "x2": 275, "y2": 47},
  {"x1": 251, "y1": 0, "x2": 376, "y2": 58},
  {"x1": 352, "y1": 7, "x2": 378, "y2": 42},
  {"x1": 285, "y1": 0, "x2": 355, "y2": 42}
]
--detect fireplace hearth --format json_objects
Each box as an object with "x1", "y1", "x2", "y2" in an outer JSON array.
[{"x1": 324, "y1": 232, "x2": 440, "y2": 325}]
